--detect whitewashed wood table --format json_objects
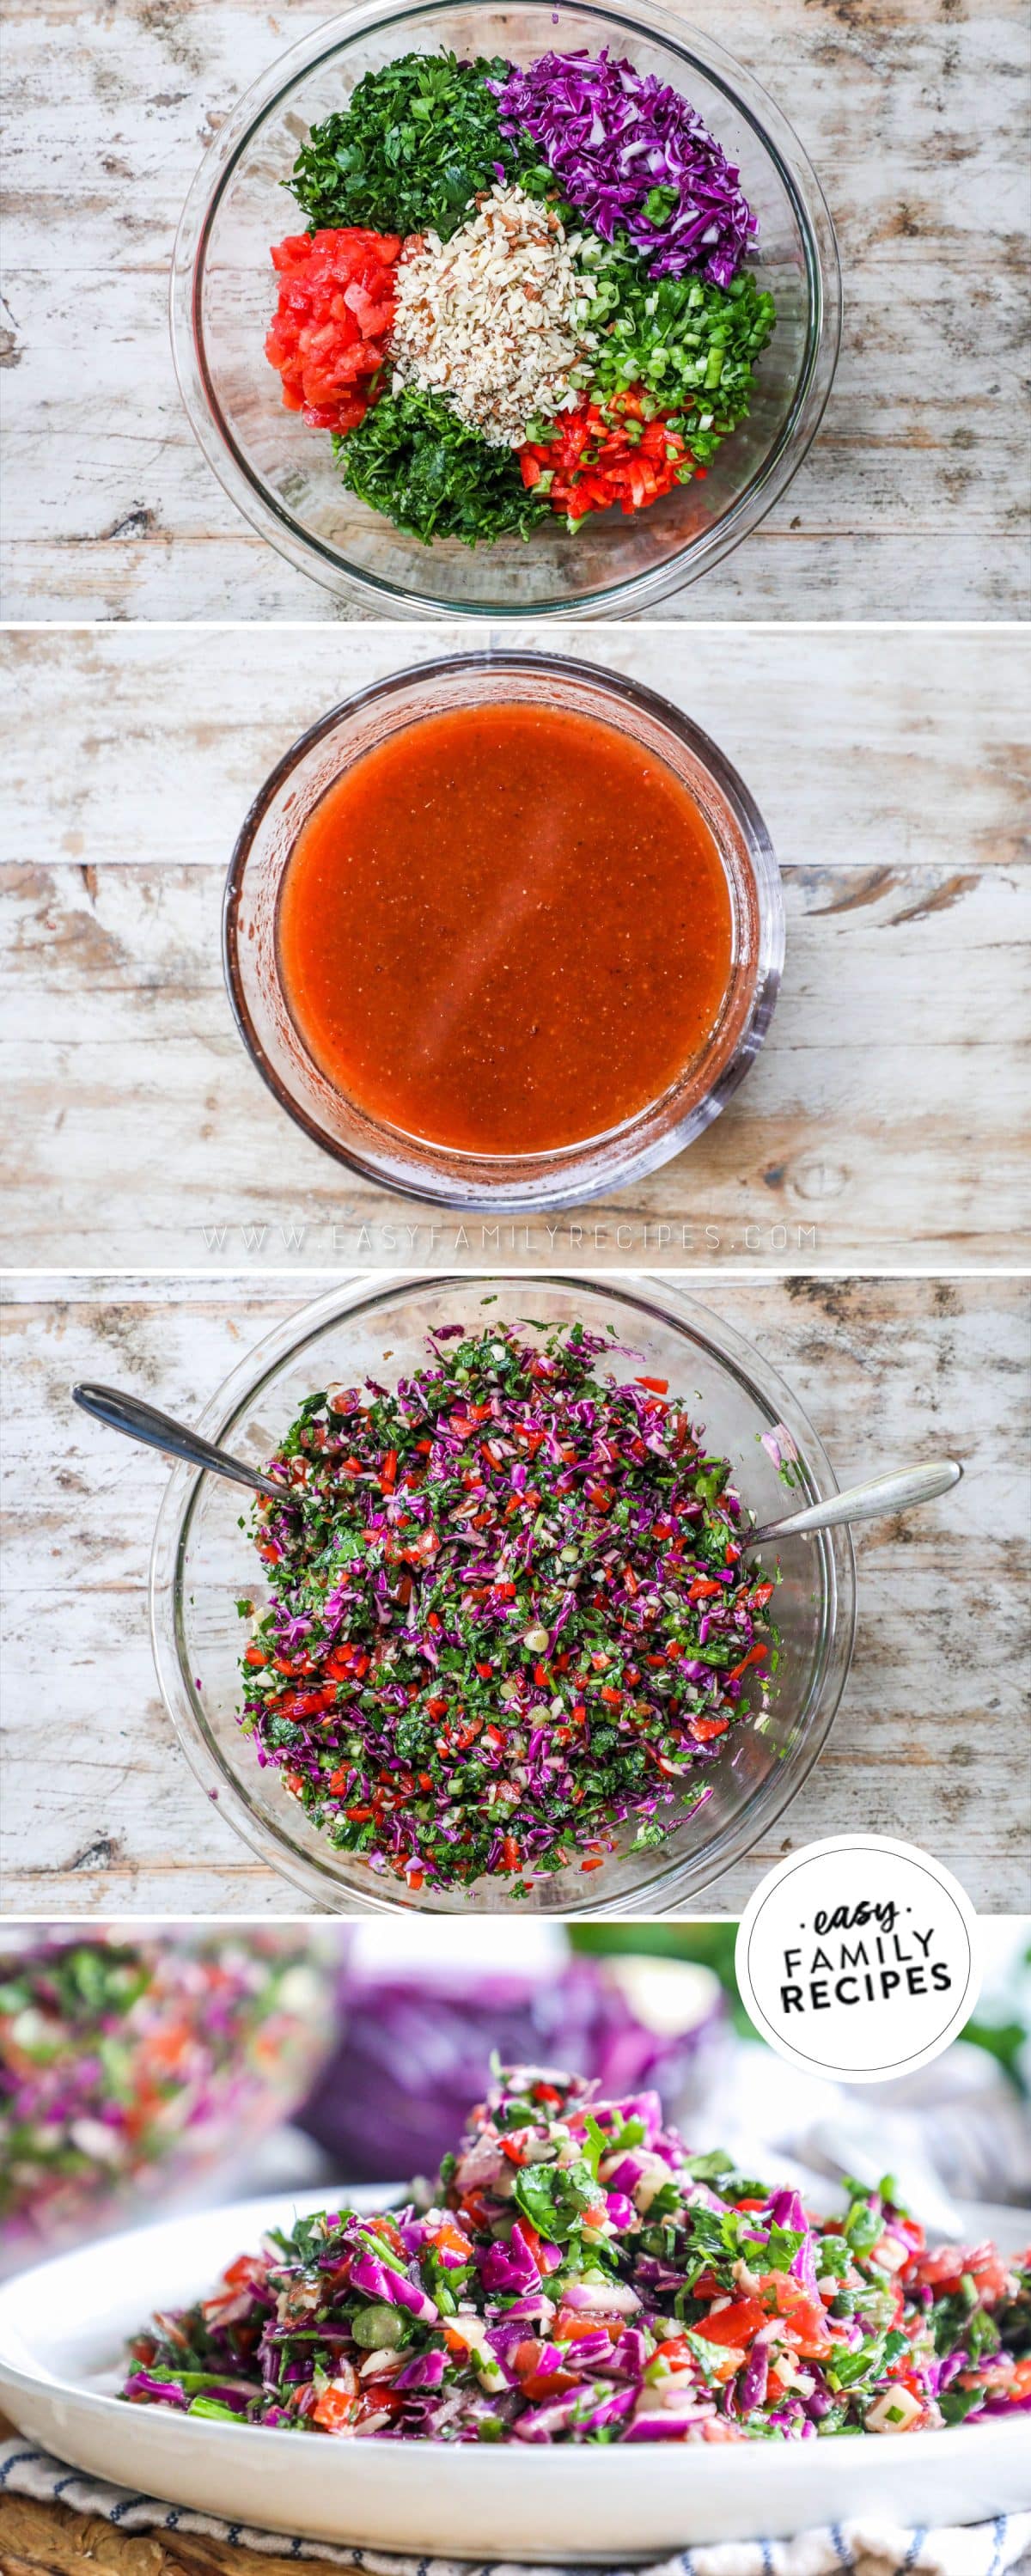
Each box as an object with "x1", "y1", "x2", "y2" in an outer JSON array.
[
  {"x1": 1, "y1": 0, "x2": 1028, "y2": 620},
  {"x1": 2, "y1": 1271, "x2": 1028, "y2": 1916},
  {"x1": 1, "y1": 623, "x2": 1028, "y2": 1269}
]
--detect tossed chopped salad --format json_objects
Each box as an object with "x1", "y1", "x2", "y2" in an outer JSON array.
[
  {"x1": 124, "y1": 2065, "x2": 1031, "y2": 2442},
  {"x1": 0, "y1": 1933, "x2": 330, "y2": 2274},
  {"x1": 263, "y1": 46, "x2": 777, "y2": 541},
  {"x1": 237, "y1": 1321, "x2": 777, "y2": 1894}
]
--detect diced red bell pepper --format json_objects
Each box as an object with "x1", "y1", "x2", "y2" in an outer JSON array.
[
  {"x1": 518, "y1": 386, "x2": 697, "y2": 525},
  {"x1": 728, "y1": 1642, "x2": 768, "y2": 1682}
]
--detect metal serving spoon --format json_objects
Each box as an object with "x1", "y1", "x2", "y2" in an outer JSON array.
[
  {"x1": 71, "y1": 1383, "x2": 284, "y2": 1504},
  {"x1": 743, "y1": 1457, "x2": 963, "y2": 1552},
  {"x1": 73, "y1": 1381, "x2": 963, "y2": 1545}
]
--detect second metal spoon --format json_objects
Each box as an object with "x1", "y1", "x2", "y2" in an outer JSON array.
[{"x1": 744, "y1": 1457, "x2": 963, "y2": 1551}]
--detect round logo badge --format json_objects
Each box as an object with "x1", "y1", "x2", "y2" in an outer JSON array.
[{"x1": 735, "y1": 1836, "x2": 980, "y2": 2084}]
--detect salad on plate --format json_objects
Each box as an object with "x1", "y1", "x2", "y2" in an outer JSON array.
[{"x1": 124, "y1": 2064, "x2": 1031, "y2": 2445}]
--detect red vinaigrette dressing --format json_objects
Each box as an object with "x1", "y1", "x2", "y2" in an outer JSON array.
[{"x1": 277, "y1": 703, "x2": 735, "y2": 1155}]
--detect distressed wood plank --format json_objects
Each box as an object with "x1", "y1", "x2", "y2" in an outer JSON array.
[
  {"x1": 1, "y1": 0, "x2": 1028, "y2": 617},
  {"x1": 0, "y1": 2470, "x2": 370, "y2": 2576},
  {"x1": 2, "y1": 1273, "x2": 1028, "y2": 1917},
  {"x1": 4, "y1": 625, "x2": 1029, "y2": 873},
  {"x1": 1, "y1": 863, "x2": 1027, "y2": 1268},
  {"x1": 1, "y1": 626, "x2": 1028, "y2": 1269}
]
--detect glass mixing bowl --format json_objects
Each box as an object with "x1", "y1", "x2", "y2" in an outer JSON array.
[
  {"x1": 170, "y1": 0, "x2": 840, "y2": 618},
  {"x1": 149, "y1": 1274, "x2": 855, "y2": 1914},
  {"x1": 223, "y1": 651, "x2": 784, "y2": 1210}
]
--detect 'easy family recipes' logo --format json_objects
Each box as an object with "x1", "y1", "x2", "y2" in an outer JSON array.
[{"x1": 735, "y1": 1836, "x2": 980, "y2": 2083}]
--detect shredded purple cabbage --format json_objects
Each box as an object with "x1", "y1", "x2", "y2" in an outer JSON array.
[{"x1": 489, "y1": 51, "x2": 758, "y2": 284}]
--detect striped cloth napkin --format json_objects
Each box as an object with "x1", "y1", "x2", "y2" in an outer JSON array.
[{"x1": 2, "y1": 2433, "x2": 1029, "y2": 2576}]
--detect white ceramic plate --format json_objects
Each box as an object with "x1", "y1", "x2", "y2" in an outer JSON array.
[{"x1": 1, "y1": 2188, "x2": 1029, "y2": 2555}]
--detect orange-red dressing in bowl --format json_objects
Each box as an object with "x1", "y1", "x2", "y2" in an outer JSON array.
[{"x1": 277, "y1": 703, "x2": 734, "y2": 1155}]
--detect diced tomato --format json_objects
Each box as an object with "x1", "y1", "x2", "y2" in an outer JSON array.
[
  {"x1": 457, "y1": 2187, "x2": 494, "y2": 2232},
  {"x1": 243, "y1": 1643, "x2": 269, "y2": 1667},
  {"x1": 759, "y1": 2274, "x2": 833, "y2": 2355},
  {"x1": 693, "y1": 2298, "x2": 765, "y2": 2347},
  {"x1": 509, "y1": 2339, "x2": 579, "y2": 2402},
  {"x1": 265, "y1": 228, "x2": 401, "y2": 435},
  {"x1": 911, "y1": 2243, "x2": 1012, "y2": 2302},
  {"x1": 555, "y1": 2309, "x2": 619, "y2": 2344},
  {"x1": 636, "y1": 1376, "x2": 669, "y2": 1394},
  {"x1": 312, "y1": 2364, "x2": 359, "y2": 2431},
  {"x1": 893, "y1": 2214, "x2": 926, "y2": 2256},
  {"x1": 967, "y1": 2248, "x2": 1014, "y2": 2304},
  {"x1": 363, "y1": 2213, "x2": 406, "y2": 2260},
  {"x1": 285, "y1": 1683, "x2": 338, "y2": 1715},
  {"x1": 509, "y1": 2218, "x2": 560, "y2": 2274},
  {"x1": 522, "y1": 2365, "x2": 580, "y2": 2400},
  {"x1": 354, "y1": 2388, "x2": 406, "y2": 2428},
  {"x1": 439, "y1": 2219, "x2": 473, "y2": 2258}
]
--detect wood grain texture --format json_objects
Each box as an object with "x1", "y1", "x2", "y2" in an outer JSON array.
[
  {"x1": 1, "y1": 0, "x2": 1028, "y2": 619},
  {"x1": 2, "y1": 1271, "x2": 1028, "y2": 1917},
  {"x1": 1, "y1": 625, "x2": 1028, "y2": 1271},
  {"x1": 0, "y1": 2446, "x2": 358, "y2": 2576}
]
